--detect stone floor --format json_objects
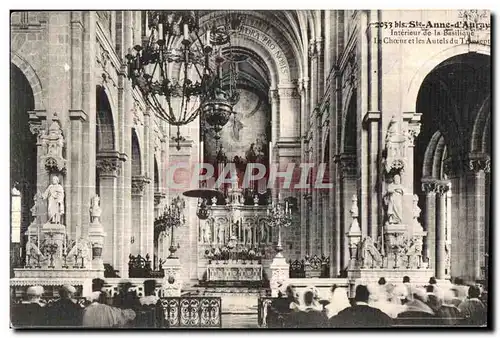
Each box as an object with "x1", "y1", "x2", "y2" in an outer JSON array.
[{"x1": 221, "y1": 314, "x2": 259, "y2": 329}]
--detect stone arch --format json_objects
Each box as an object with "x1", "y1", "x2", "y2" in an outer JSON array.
[
  {"x1": 154, "y1": 156, "x2": 160, "y2": 192},
  {"x1": 341, "y1": 91, "x2": 357, "y2": 154},
  {"x1": 422, "y1": 131, "x2": 443, "y2": 178},
  {"x1": 470, "y1": 95, "x2": 491, "y2": 153},
  {"x1": 403, "y1": 43, "x2": 490, "y2": 112},
  {"x1": 131, "y1": 128, "x2": 142, "y2": 176},
  {"x1": 96, "y1": 85, "x2": 116, "y2": 151},
  {"x1": 199, "y1": 12, "x2": 300, "y2": 82},
  {"x1": 10, "y1": 52, "x2": 45, "y2": 111}
]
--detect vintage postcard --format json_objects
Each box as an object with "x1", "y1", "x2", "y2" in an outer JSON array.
[{"x1": 9, "y1": 9, "x2": 490, "y2": 329}]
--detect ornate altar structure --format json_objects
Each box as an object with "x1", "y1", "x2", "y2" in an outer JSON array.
[
  {"x1": 347, "y1": 116, "x2": 433, "y2": 283},
  {"x1": 198, "y1": 188, "x2": 275, "y2": 283}
]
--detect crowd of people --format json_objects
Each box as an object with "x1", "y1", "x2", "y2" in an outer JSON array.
[
  {"x1": 265, "y1": 276, "x2": 488, "y2": 328},
  {"x1": 11, "y1": 279, "x2": 165, "y2": 328}
]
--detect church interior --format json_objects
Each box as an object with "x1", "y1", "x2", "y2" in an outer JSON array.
[{"x1": 10, "y1": 10, "x2": 490, "y2": 328}]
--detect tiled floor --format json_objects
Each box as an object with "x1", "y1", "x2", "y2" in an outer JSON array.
[{"x1": 221, "y1": 314, "x2": 259, "y2": 329}]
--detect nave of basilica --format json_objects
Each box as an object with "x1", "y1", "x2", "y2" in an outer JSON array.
[{"x1": 10, "y1": 10, "x2": 490, "y2": 328}]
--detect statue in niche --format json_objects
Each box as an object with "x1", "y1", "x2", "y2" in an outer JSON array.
[
  {"x1": 384, "y1": 115, "x2": 406, "y2": 173},
  {"x1": 45, "y1": 120, "x2": 64, "y2": 158},
  {"x1": 90, "y1": 195, "x2": 102, "y2": 223},
  {"x1": 42, "y1": 176, "x2": 65, "y2": 224},
  {"x1": 384, "y1": 174, "x2": 404, "y2": 225},
  {"x1": 202, "y1": 220, "x2": 212, "y2": 244},
  {"x1": 217, "y1": 221, "x2": 225, "y2": 245}
]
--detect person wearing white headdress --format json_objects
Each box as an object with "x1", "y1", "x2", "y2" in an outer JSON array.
[
  {"x1": 82, "y1": 290, "x2": 136, "y2": 328},
  {"x1": 325, "y1": 286, "x2": 350, "y2": 319}
]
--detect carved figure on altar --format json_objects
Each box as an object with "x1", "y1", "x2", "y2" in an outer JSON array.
[
  {"x1": 202, "y1": 220, "x2": 212, "y2": 244},
  {"x1": 90, "y1": 195, "x2": 102, "y2": 223},
  {"x1": 412, "y1": 194, "x2": 424, "y2": 233},
  {"x1": 217, "y1": 221, "x2": 225, "y2": 245},
  {"x1": 384, "y1": 174, "x2": 404, "y2": 225},
  {"x1": 244, "y1": 223, "x2": 253, "y2": 246},
  {"x1": 42, "y1": 176, "x2": 65, "y2": 224},
  {"x1": 360, "y1": 236, "x2": 383, "y2": 268}
]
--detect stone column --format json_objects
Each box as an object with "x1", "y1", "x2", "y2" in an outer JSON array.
[
  {"x1": 80, "y1": 11, "x2": 97, "y2": 230},
  {"x1": 144, "y1": 109, "x2": 154, "y2": 256},
  {"x1": 468, "y1": 154, "x2": 489, "y2": 280},
  {"x1": 403, "y1": 114, "x2": 422, "y2": 226},
  {"x1": 270, "y1": 89, "x2": 280, "y2": 147},
  {"x1": 131, "y1": 176, "x2": 145, "y2": 255},
  {"x1": 96, "y1": 156, "x2": 120, "y2": 267},
  {"x1": 299, "y1": 78, "x2": 308, "y2": 257},
  {"x1": 277, "y1": 85, "x2": 300, "y2": 142},
  {"x1": 435, "y1": 182, "x2": 449, "y2": 279},
  {"x1": 363, "y1": 112, "x2": 381, "y2": 241},
  {"x1": 421, "y1": 180, "x2": 436, "y2": 268},
  {"x1": 120, "y1": 11, "x2": 134, "y2": 277},
  {"x1": 69, "y1": 111, "x2": 87, "y2": 242}
]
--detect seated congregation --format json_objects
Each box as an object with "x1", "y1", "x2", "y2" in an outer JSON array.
[
  {"x1": 262, "y1": 277, "x2": 488, "y2": 328},
  {"x1": 11, "y1": 279, "x2": 165, "y2": 328}
]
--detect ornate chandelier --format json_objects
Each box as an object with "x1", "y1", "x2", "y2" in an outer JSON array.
[{"x1": 125, "y1": 11, "x2": 242, "y2": 149}]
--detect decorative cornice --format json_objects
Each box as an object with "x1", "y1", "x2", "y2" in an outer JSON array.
[
  {"x1": 421, "y1": 178, "x2": 450, "y2": 195},
  {"x1": 68, "y1": 110, "x2": 88, "y2": 122}
]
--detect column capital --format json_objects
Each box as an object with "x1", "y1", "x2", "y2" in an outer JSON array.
[
  {"x1": 421, "y1": 178, "x2": 437, "y2": 195},
  {"x1": 132, "y1": 175, "x2": 151, "y2": 196},
  {"x1": 68, "y1": 109, "x2": 88, "y2": 122},
  {"x1": 96, "y1": 150, "x2": 124, "y2": 177},
  {"x1": 435, "y1": 181, "x2": 451, "y2": 196},
  {"x1": 277, "y1": 86, "x2": 300, "y2": 99},
  {"x1": 269, "y1": 89, "x2": 280, "y2": 102},
  {"x1": 467, "y1": 152, "x2": 490, "y2": 173},
  {"x1": 308, "y1": 39, "x2": 317, "y2": 58},
  {"x1": 405, "y1": 123, "x2": 421, "y2": 147},
  {"x1": 362, "y1": 111, "x2": 381, "y2": 125},
  {"x1": 334, "y1": 153, "x2": 357, "y2": 178}
]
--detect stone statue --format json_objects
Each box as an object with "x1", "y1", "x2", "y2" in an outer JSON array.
[
  {"x1": 360, "y1": 236, "x2": 383, "y2": 268},
  {"x1": 202, "y1": 220, "x2": 212, "y2": 244},
  {"x1": 217, "y1": 221, "x2": 225, "y2": 245},
  {"x1": 90, "y1": 195, "x2": 102, "y2": 223},
  {"x1": 384, "y1": 115, "x2": 406, "y2": 173},
  {"x1": 384, "y1": 174, "x2": 404, "y2": 224},
  {"x1": 412, "y1": 194, "x2": 423, "y2": 232},
  {"x1": 42, "y1": 176, "x2": 65, "y2": 224}
]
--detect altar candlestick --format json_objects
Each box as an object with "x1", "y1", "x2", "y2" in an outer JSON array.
[
  {"x1": 158, "y1": 24, "x2": 163, "y2": 41},
  {"x1": 183, "y1": 24, "x2": 189, "y2": 41}
]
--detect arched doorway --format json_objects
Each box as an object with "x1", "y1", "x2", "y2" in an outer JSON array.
[
  {"x1": 415, "y1": 52, "x2": 490, "y2": 281},
  {"x1": 10, "y1": 64, "x2": 37, "y2": 267}
]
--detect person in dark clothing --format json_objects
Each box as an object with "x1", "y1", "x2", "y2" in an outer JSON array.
[
  {"x1": 113, "y1": 282, "x2": 141, "y2": 311},
  {"x1": 458, "y1": 285, "x2": 487, "y2": 326},
  {"x1": 46, "y1": 285, "x2": 84, "y2": 327},
  {"x1": 287, "y1": 290, "x2": 328, "y2": 328},
  {"x1": 328, "y1": 285, "x2": 392, "y2": 328},
  {"x1": 11, "y1": 286, "x2": 47, "y2": 328},
  {"x1": 267, "y1": 285, "x2": 297, "y2": 328}
]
